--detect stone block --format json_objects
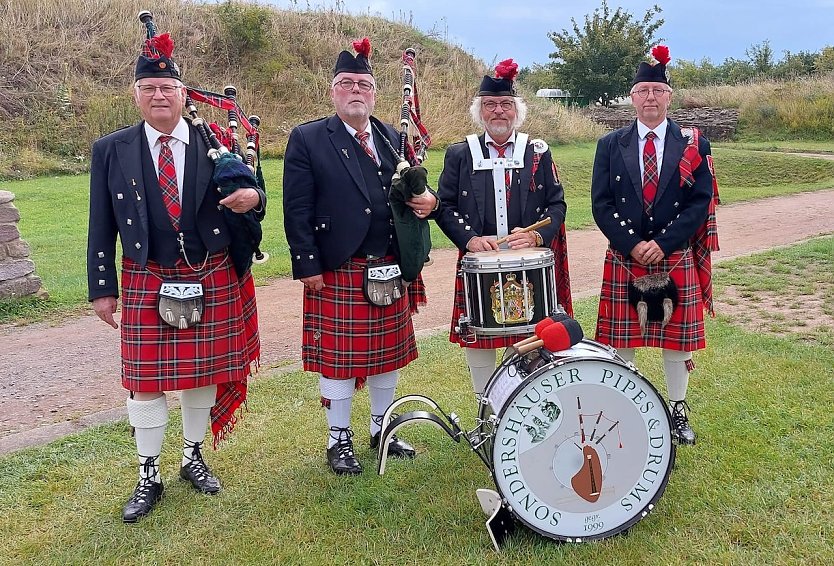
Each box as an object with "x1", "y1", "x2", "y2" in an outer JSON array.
[
  {"x1": 0, "y1": 204, "x2": 20, "y2": 223},
  {"x1": 5, "y1": 239, "x2": 30, "y2": 258},
  {"x1": 0, "y1": 191, "x2": 13, "y2": 205},
  {"x1": 0, "y1": 224, "x2": 20, "y2": 243},
  {"x1": 0, "y1": 275, "x2": 42, "y2": 299},
  {"x1": 0, "y1": 259, "x2": 34, "y2": 281}
]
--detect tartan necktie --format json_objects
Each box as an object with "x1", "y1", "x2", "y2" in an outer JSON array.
[
  {"x1": 355, "y1": 131, "x2": 378, "y2": 166},
  {"x1": 642, "y1": 131, "x2": 658, "y2": 212},
  {"x1": 157, "y1": 135, "x2": 181, "y2": 230},
  {"x1": 489, "y1": 141, "x2": 512, "y2": 204}
]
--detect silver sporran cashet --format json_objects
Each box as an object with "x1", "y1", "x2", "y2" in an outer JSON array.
[{"x1": 158, "y1": 281, "x2": 204, "y2": 330}]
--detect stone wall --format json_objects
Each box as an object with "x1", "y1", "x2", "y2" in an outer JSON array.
[
  {"x1": 582, "y1": 106, "x2": 740, "y2": 141},
  {"x1": 0, "y1": 190, "x2": 46, "y2": 300}
]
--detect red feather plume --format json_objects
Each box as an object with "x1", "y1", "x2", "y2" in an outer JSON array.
[
  {"x1": 148, "y1": 33, "x2": 175, "y2": 59},
  {"x1": 352, "y1": 37, "x2": 372, "y2": 58},
  {"x1": 494, "y1": 58, "x2": 518, "y2": 81},
  {"x1": 651, "y1": 45, "x2": 670, "y2": 66}
]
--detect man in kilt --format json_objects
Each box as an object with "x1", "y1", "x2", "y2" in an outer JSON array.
[
  {"x1": 591, "y1": 45, "x2": 716, "y2": 445},
  {"x1": 88, "y1": 31, "x2": 264, "y2": 522},
  {"x1": 434, "y1": 59, "x2": 573, "y2": 395},
  {"x1": 282, "y1": 38, "x2": 438, "y2": 475}
]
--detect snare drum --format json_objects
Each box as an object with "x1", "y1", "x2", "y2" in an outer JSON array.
[
  {"x1": 460, "y1": 248, "x2": 557, "y2": 336},
  {"x1": 478, "y1": 340, "x2": 675, "y2": 541}
]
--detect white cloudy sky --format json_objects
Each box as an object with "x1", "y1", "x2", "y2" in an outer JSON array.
[{"x1": 265, "y1": 0, "x2": 834, "y2": 67}]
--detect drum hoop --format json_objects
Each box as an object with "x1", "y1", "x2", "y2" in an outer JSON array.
[
  {"x1": 461, "y1": 256, "x2": 555, "y2": 273},
  {"x1": 488, "y1": 355, "x2": 676, "y2": 542}
]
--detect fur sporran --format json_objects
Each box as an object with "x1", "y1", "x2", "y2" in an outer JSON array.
[
  {"x1": 363, "y1": 262, "x2": 405, "y2": 307},
  {"x1": 158, "y1": 281, "x2": 204, "y2": 330},
  {"x1": 628, "y1": 272, "x2": 678, "y2": 336}
]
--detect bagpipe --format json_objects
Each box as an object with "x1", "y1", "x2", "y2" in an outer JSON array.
[
  {"x1": 371, "y1": 47, "x2": 433, "y2": 282},
  {"x1": 139, "y1": 10, "x2": 268, "y2": 278}
]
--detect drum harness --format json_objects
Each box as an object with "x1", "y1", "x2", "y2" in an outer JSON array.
[{"x1": 465, "y1": 133, "x2": 528, "y2": 247}]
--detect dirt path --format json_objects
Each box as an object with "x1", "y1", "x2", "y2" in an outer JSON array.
[{"x1": 2, "y1": 189, "x2": 833, "y2": 454}]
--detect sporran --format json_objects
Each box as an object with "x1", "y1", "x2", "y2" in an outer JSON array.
[
  {"x1": 363, "y1": 262, "x2": 405, "y2": 307},
  {"x1": 158, "y1": 281, "x2": 204, "y2": 329},
  {"x1": 628, "y1": 272, "x2": 678, "y2": 335}
]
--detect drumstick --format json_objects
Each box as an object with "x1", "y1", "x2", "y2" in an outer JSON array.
[
  {"x1": 515, "y1": 317, "x2": 585, "y2": 355},
  {"x1": 511, "y1": 317, "x2": 557, "y2": 350},
  {"x1": 509, "y1": 310, "x2": 570, "y2": 352},
  {"x1": 495, "y1": 217, "x2": 552, "y2": 245}
]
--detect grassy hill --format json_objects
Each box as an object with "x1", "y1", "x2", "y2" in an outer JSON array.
[{"x1": 0, "y1": 0, "x2": 603, "y2": 180}]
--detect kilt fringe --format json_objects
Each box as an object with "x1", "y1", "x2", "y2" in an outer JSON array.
[{"x1": 121, "y1": 253, "x2": 259, "y2": 447}]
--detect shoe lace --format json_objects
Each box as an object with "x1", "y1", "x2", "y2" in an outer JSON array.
[
  {"x1": 371, "y1": 414, "x2": 401, "y2": 442},
  {"x1": 183, "y1": 441, "x2": 213, "y2": 481},
  {"x1": 329, "y1": 426, "x2": 356, "y2": 458},
  {"x1": 670, "y1": 400, "x2": 691, "y2": 429},
  {"x1": 131, "y1": 455, "x2": 160, "y2": 503}
]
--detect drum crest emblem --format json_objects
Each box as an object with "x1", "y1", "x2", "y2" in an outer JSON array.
[{"x1": 490, "y1": 273, "x2": 534, "y2": 324}]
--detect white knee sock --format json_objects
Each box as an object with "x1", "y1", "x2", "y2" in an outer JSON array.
[
  {"x1": 368, "y1": 370, "x2": 399, "y2": 436},
  {"x1": 663, "y1": 349, "x2": 692, "y2": 402},
  {"x1": 465, "y1": 348, "x2": 497, "y2": 395},
  {"x1": 180, "y1": 385, "x2": 217, "y2": 465},
  {"x1": 127, "y1": 395, "x2": 169, "y2": 482},
  {"x1": 320, "y1": 376, "x2": 355, "y2": 448}
]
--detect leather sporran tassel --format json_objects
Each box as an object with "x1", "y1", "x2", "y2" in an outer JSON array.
[
  {"x1": 191, "y1": 306, "x2": 201, "y2": 324},
  {"x1": 637, "y1": 300, "x2": 649, "y2": 336},
  {"x1": 178, "y1": 315, "x2": 188, "y2": 330},
  {"x1": 165, "y1": 308, "x2": 175, "y2": 323},
  {"x1": 662, "y1": 298, "x2": 674, "y2": 328}
]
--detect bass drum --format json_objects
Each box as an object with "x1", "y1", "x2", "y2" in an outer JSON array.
[{"x1": 479, "y1": 340, "x2": 676, "y2": 541}]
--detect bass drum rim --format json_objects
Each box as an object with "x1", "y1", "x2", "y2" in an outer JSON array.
[{"x1": 488, "y1": 353, "x2": 676, "y2": 542}]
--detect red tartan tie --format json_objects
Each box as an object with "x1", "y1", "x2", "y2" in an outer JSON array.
[
  {"x1": 355, "y1": 131, "x2": 378, "y2": 166},
  {"x1": 489, "y1": 141, "x2": 512, "y2": 205},
  {"x1": 157, "y1": 135, "x2": 181, "y2": 230},
  {"x1": 642, "y1": 131, "x2": 658, "y2": 212}
]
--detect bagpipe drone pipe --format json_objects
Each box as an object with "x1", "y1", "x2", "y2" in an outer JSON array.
[
  {"x1": 371, "y1": 47, "x2": 434, "y2": 282},
  {"x1": 139, "y1": 10, "x2": 268, "y2": 278}
]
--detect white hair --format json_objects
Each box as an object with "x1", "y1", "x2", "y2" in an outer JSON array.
[{"x1": 469, "y1": 96, "x2": 527, "y2": 131}]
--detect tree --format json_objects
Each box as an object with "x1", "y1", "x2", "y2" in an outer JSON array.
[
  {"x1": 547, "y1": 0, "x2": 663, "y2": 106},
  {"x1": 815, "y1": 46, "x2": 834, "y2": 73},
  {"x1": 746, "y1": 40, "x2": 775, "y2": 75},
  {"x1": 517, "y1": 63, "x2": 560, "y2": 92}
]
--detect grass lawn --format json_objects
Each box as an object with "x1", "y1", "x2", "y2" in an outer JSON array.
[
  {"x1": 715, "y1": 140, "x2": 834, "y2": 153},
  {"x1": 1, "y1": 290, "x2": 832, "y2": 563},
  {"x1": 2, "y1": 143, "x2": 834, "y2": 324}
]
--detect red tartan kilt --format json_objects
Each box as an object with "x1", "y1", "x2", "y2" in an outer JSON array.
[
  {"x1": 302, "y1": 258, "x2": 424, "y2": 379},
  {"x1": 595, "y1": 247, "x2": 705, "y2": 351},
  {"x1": 449, "y1": 254, "x2": 534, "y2": 349},
  {"x1": 120, "y1": 253, "x2": 256, "y2": 392}
]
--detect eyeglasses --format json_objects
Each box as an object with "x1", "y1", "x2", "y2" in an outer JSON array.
[
  {"x1": 631, "y1": 88, "x2": 671, "y2": 98},
  {"x1": 136, "y1": 84, "x2": 181, "y2": 97},
  {"x1": 483, "y1": 100, "x2": 515, "y2": 112},
  {"x1": 334, "y1": 79, "x2": 375, "y2": 92}
]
